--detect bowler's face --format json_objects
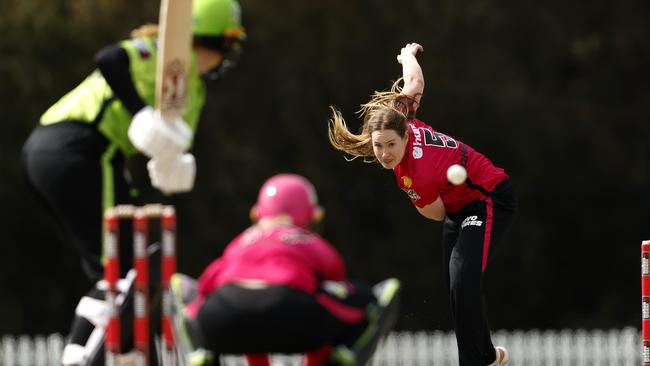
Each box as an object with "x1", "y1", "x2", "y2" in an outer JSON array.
[{"x1": 371, "y1": 129, "x2": 408, "y2": 169}]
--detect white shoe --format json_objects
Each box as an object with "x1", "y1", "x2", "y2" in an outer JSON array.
[{"x1": 488, "y1": 346, "x2": 509, "y2": 366}]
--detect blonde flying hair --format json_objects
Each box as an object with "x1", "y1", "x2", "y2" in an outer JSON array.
[{"x1": 328, "y1": 79, "x2": 418, "y2": 162}]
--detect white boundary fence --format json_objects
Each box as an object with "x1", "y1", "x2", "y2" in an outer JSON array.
[{"x1": 1, "y1": 328, "x2": 641, "y2": 365}]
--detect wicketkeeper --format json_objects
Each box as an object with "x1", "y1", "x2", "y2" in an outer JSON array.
[{"x1": 169, "y1": 174, "x2": 401, "y2": 366}]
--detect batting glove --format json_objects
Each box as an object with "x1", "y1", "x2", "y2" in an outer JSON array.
[
  {"x1": 147, "y1": 153, "x2": 196, "y2": 195},
  {"x1": 128, "y1": 106, "x2": 192, "y2": 160}
]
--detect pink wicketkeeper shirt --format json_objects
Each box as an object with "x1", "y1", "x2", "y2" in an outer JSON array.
[{"x1": 187, "y1": 223, "x2": 347, "y2": 317}]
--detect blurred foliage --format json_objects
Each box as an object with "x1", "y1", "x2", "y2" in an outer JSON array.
[{"x1": 0, "y1": 0, "x2": 648, "y2": 335}]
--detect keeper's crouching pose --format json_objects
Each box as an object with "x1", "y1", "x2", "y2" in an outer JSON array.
[{"x1": 169, "y1": 174, "x2": 401, "y2": 366}]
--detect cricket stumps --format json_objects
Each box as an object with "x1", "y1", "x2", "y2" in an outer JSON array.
[{"x1": 104, "y1": 204, "x2": 177, "y2": 366}]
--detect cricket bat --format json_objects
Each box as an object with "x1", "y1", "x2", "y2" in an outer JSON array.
[{"x1": 155, "y1": 0, "x2": 193, "y2": 121}]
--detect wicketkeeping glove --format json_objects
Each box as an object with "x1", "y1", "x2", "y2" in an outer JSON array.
[
  {"x1": 147, "y1": 153, "x2": 196, "y2": 195},
  {"x1": 128, "y1": 106, "x2": 192, "y2": 160}
]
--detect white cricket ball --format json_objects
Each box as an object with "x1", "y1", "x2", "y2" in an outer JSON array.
[{"x1": 446, "y1": 164, "x2": 467, "y2": 185}]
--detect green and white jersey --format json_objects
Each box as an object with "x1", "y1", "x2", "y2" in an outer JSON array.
[{"x1": 40, "y1": 36, "x2": 206, "y2": 157}]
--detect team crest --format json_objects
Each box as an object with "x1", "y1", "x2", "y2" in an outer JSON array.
[{"x1": 401, "y1": 176, "x2": 412, "y2": 188}]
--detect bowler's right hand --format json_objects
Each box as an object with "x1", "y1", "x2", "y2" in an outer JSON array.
[{"x1": 397, "y1": 42, "x2": 424, "y2": 64}]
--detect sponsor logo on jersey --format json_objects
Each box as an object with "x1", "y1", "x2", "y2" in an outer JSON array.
[
  {"x1": 410, "y1": 124, "x2": 424, "y2": 159},
  {"x1": 411, "y1": 124, "x2": 422, "y2": 147},
  {"x1": 401, "y1": 188, "x2": 421, "y2": 201},
  {"x1": 280, "y1": 230, "x2": 317, "y2": 245},
  {"x1": 133, "y1": 39, "x2": 151, "y2": 59},
  {"x1": 461, "y1": 215, "x2": 483, "y2": 228},
  {"x1": 413, "y1": 146, "x2": 423, "y2": 159}
]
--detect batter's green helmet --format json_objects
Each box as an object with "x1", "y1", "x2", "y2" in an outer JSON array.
[{"x1": 192, "y1": 0, "x2": 246, "y2": 51}]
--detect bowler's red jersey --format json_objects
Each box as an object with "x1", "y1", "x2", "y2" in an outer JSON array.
[{"x1": 393, "y1": 119, "x2": 507, "y2": 213}]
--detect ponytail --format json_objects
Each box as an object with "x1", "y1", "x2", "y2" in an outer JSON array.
[
  {"x1": 327, "y1": 107, "x2": 374, "y2": 161},
  {"x1": 327, "y1": 79, "x2": 411, "y2": 162}
]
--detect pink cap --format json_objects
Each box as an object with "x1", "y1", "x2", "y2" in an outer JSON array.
[{"x1": 254, "y1": 174, "x2": 321, "y2": 227}]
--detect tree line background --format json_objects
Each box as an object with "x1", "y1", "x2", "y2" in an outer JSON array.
[{"x1": 1, "y1": 0, "x2": 649, "y2": 336}]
